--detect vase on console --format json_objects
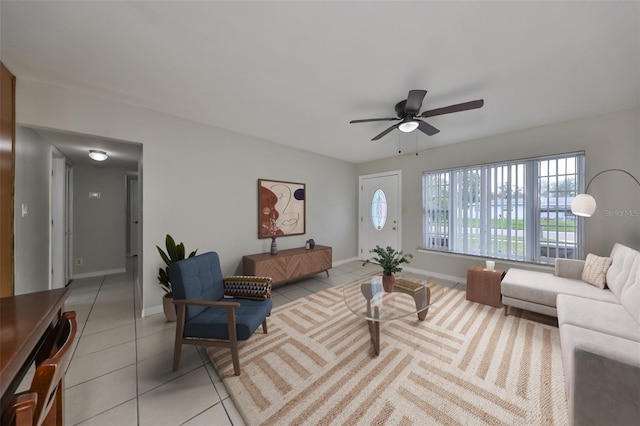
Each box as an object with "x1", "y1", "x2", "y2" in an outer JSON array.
[{"x1": 271, "y1": 237, "x2": 278, "y2": 255}]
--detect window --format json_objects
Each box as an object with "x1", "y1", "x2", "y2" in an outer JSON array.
[
  {"x1": 422, "y1": 153, "x2": 584, "y2": 264},
  {"x1": 371, "y1": 189, "x2": 388, "y2": 230}
]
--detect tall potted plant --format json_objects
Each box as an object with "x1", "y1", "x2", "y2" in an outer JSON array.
[
  {"x1": 157, "y1": 234, "x2": 197, "y2": 321},
  {"x1": 366, "y1": 245, "x2": 413, "y2": 292}
]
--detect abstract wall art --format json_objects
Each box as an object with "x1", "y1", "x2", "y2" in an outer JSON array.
[{"x1": 258, "y1": 179, "x2": 306, "y2": 238}]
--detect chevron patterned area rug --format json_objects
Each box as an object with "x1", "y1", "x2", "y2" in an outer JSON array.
[{"x1": 208, "y1": 277, "x2": 568, "y2": 425}]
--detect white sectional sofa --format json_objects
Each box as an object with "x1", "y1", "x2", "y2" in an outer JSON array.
[{"x1": 501, "y1": 243, "x2": 640, "y2": 425}]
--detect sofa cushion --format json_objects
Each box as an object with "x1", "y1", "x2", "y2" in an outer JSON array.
[
  {"x1": 557, "y1": 294, "x2": 640, "y2": 342},
  {"x1": 559, "y1": 324, "x2": 640, "y2": 392},
  {"x1": 581, "y1": 253, "x2": 612, "y2": 289},
  {"x1": 606, "y1": 243, "x2": 640, "y2": 300},
  {"x1": 502, "y1": 268, "x2": 618, "y2": 309},
  {"x1": 620, "y1": 255, "x2": 640, "y2": 324},
  {"x1": 555, "y1": 258, "x2": 585, "y2": 280},
  {"x1": 559, "y1": 324, "x2": 640, "y2": 426}
]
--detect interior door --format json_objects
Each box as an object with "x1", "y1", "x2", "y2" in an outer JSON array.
[
  {"x1": 50, "y1": 151, "x2": 66, "y2": 289},
  {"x1": 128, "y1": 177, "x2": 140, "y2": 256},
  {"x1": 1, "y1": 62, "x2": 15, "y2": 297},
  {"x1": 65, "y1": 164, "x2": 73, "y2": 284},
  {"x1": 359, "y1": 171, "x2": 402, "y2": 260}
]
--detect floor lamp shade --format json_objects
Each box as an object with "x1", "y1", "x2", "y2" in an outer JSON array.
[{"x1": 571, "y1": 194, "x2": 597, "y2": 217}]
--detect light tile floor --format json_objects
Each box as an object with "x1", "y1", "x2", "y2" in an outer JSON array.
[{"x1": 57, "y1": 258, "x2": 464, "y2": 425}]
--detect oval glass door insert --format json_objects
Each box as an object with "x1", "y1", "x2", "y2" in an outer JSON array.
[{"x1": 371, "y1": 189, "x2": 388, "y2": 230}]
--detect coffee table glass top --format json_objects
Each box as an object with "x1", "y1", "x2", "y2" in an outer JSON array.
[{"x1": 343, "y1": 276, "x2": 456, "y2": 322}]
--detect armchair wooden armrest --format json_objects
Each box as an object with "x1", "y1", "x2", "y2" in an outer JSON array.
[{"x1": 173, "y1": 299, "x2": 240, "y2": 308}]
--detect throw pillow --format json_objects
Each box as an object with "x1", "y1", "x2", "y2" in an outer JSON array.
[
  {"x1": 581, "y1": 253, "x2": 612, "y2": 289},
  {"x1": 223, "y1": 276, "x2": 272, "y2": 300}
]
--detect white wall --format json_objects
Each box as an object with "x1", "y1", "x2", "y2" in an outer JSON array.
[
  {"x1": 73, "y1": 164, "x2": 127, "y2": 277},
  {"x1": 15, "y1": 79, "x2": 359, "y2": 316},
  {"x1": 357, "y1": 107, "x2": 640, "y2": 282},
  {"x1": 13, "y1": 126, "x2": 51, "y2": 294}
]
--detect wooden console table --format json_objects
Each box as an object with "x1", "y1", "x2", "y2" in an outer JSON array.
[
  {"x1": 243, "y1": 245, "x2": 332, "y2": 286},
  {"x1": 1, "y1": 288, "x2": 71, "y2": 418},
  {"x1": 466, "y1": 265, "x2": 505, "y2": 308}
]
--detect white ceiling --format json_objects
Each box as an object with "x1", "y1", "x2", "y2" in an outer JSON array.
[{"x1": 1, "y1": 1, "x2": 638, "y2": 166}]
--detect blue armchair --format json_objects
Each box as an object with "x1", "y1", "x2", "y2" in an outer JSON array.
[{"x1": 168, "y1": 251, "x2": 272, "y2": 376}]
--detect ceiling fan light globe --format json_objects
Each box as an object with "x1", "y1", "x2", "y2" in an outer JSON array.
[
  {"x1": 398, "y1": 121, "x2": 419, "y2": 133},
  {"x1": 571, "y1": 194, "x2": 596, "y2": 217}
]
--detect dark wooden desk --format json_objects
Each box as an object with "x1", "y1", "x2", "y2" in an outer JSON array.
[{"x1": 0, "y1": 288, "x2": 70, "y2": 415}]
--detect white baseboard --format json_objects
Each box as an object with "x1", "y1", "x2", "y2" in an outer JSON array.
[
  {"x1": 403, "y1": 266, "x2": 466, "y2": 285},
  {"x1": 72, "y1": 268, "x2": 126, "y2": 280},
  {"x1": 142, "y1": 304, "x2": 163, "y2": 318},
  {"x1": 332, "y1": 256, "x2": 359, "y2": 267}
]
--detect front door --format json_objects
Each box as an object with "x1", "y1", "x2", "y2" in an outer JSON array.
[{"x1": 359, "y1": 171, "x2": 401, "y2": 260}]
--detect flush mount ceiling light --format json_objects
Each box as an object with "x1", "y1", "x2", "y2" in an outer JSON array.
[
  {"x1": 398, "y1": 120, "x2": 419, "y2": 133},
  {"x1": 88, "y1": 150, "x2": 108, "y2": 162}
]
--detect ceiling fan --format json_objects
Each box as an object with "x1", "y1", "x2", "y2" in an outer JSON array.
[{"x1": 350, "y1": 90, "x2": 484, "y2": 141}]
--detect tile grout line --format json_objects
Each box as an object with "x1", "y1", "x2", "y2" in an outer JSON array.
[
  {"x1": 130, "y1": 260, "x2": 142, "y2": 426},
  {"x1": 65, "y1": 275, "x2": 105, "y2": 377}
]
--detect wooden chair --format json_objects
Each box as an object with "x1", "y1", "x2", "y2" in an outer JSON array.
[
  {"x1": 2, "y1": 311, "x2": 77, "y2": 426},
  {"x1": 2, "y1": 393, "x2": 37, "y2": 426},
  {"x1": 168, "y1": 252, "x2": 272, "y2": 376}
]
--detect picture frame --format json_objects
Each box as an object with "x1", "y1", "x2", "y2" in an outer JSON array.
[{"x1": 258, "y1": 179, "x2": 306, "y2": 239}]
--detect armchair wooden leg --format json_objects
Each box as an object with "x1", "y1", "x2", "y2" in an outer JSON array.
[
  {"x1": 262, "y1": 318, "x2": 268, "y2": 334},
  {"x1": 173, "y1": 342, "x2": 183, "y2": 372},
  {"x1": 227, "y1": 307, "x2": 241, "y2": 376},
  {"x1": 173, "y1": 305, "x2": 186, "y2": 371}
]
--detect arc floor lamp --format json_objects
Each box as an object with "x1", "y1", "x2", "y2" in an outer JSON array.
[{"x1": 571, "y1": 168, "x2": 640, "y2": 217}]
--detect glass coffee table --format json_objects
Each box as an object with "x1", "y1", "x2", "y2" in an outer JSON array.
[{"x1": 343, "y1": 276, "x2": 454, "y2": 355}]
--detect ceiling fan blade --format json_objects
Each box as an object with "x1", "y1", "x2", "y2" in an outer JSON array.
[
  {"x1": 417, "y1": 120, "x2": 440, "y2": 136},
  {"x1": 350, "y1": 117, "x2": 398, "y2": 124},
  {"x1": 405, "y1": 90, "x2": 427, "y2": 114},
  {"x1": 371, "y1": 124, "x2": 398, "y2": 141},
  {"x1": 421, "y1": 99, "x2": 484, "y2": 118}
]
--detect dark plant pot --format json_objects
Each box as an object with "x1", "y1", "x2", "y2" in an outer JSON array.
[
  {"x1": 382, "y1": 274, "x2": 395, "y2": 292},
  {"x1": 163, "y1": 293, "x2": 177, "y2": 322}
]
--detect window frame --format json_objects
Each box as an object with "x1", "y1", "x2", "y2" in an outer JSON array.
[{"x1": 422, "y1": 152, "x2": 585, "y2": 265}]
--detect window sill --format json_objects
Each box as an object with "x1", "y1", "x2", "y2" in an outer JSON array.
[{"x1": 416, "y1": 248, "x2": 555, "y2": 272}]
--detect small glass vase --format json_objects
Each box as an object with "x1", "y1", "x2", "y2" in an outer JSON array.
[{"x1": 270, "y1": 236, "x2": 278, "y2": 255}]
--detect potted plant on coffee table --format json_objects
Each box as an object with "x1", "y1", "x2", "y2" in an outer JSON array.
[
  {"x1": 157, "y1": 234, "x2": 197, "y2": 321},
  {"x1": 366, "y1": 245, "x2": 413, "y2": 292}
]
